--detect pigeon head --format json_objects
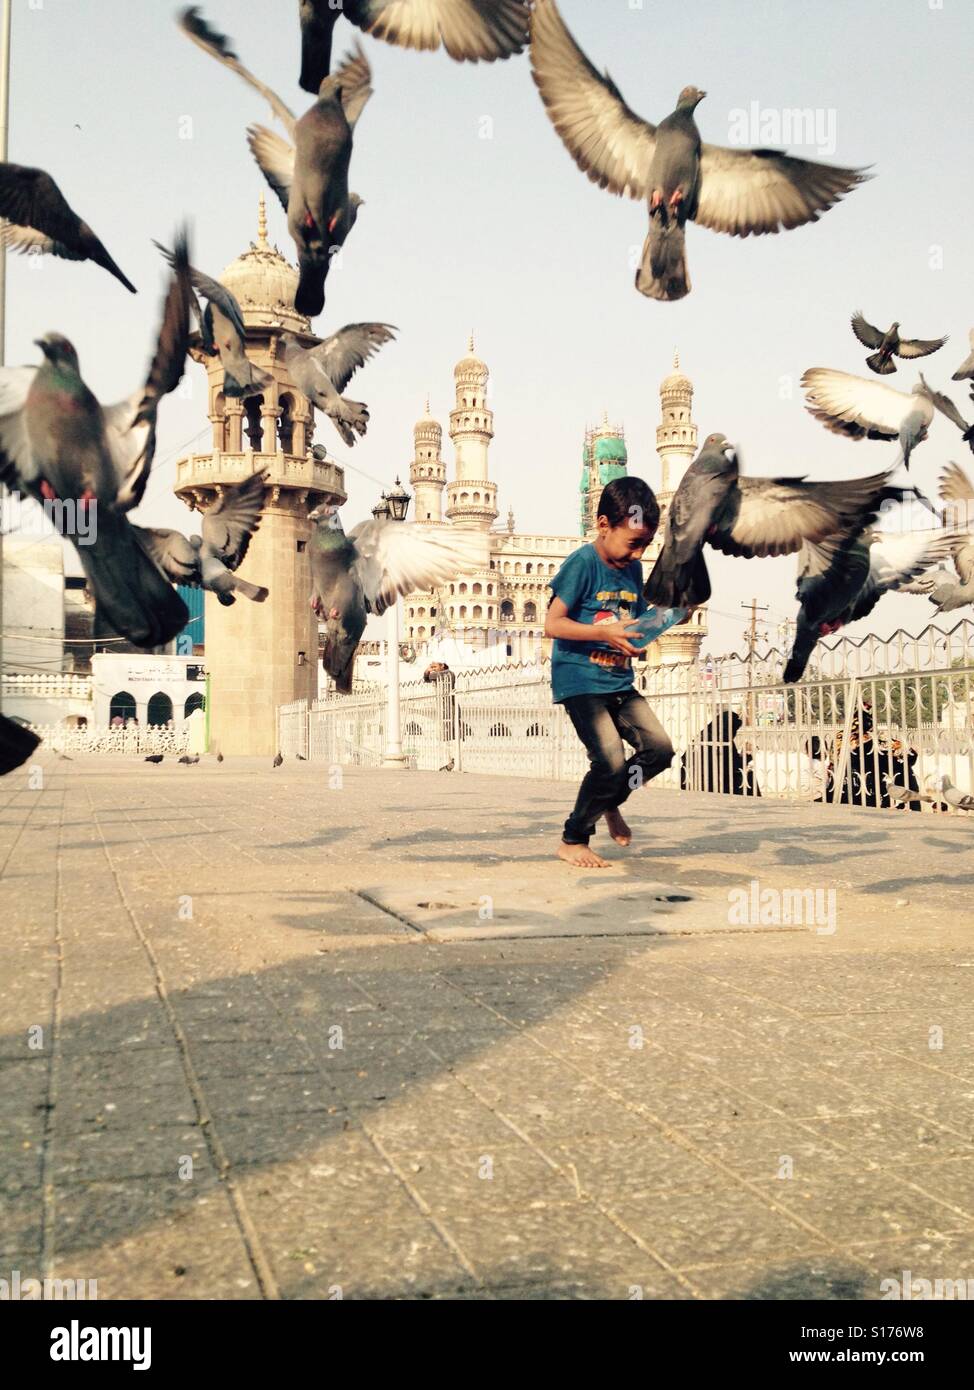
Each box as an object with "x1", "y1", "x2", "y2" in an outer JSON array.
[
  {"x1": 308, "y1": 502, "x2": 344, "y2": 533},
  {"x1": 676, "y1": 85, "x2": 707, "y2": 110},
  {"x1": 34, "y1": 333, "x2": 80, "y2": 373}
]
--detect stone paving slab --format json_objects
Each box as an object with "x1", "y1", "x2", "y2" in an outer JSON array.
[{"x1": 1, "y1": 754, "x2": 974, "y2": 1299}]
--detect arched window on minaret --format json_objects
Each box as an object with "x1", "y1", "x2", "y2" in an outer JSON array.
[
  {"x1": 244, "y1": 396, "x2": 264, "y2": 451},
  {"x1": 277, "y1": 394, "x2": 295, "y2": 454}
]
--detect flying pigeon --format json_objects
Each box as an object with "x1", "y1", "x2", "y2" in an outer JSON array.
[
  {"x1": 0, "y1": 713, "x2": 40, "y2": 776},
  {"x1": 800, "y1": 369, "x2": 945, "y2": 469},
  {"x1": 0, "y1": 162, "x2": 136, "y2": 293},
  {"x1": 915, "y1": 461, "x2": 974, "y2": 612},
  {"x1": 76, "y1": 508, "x2": 191, "y2": 649},
  {"x1": 309, "y1": 504, "x2": 485, "y2": 692},
  {"x1": 850, "y1": 312, "x2": 947, "y2": 376},
  {"x1": 643, "y1": 433, "x2": 906, "y2": 610},
  {"x1": 0, "y1": 231, "x2": 193, "y2": 511},
  {"x1": 280, "y1": 325, "x2": 396, "y2": 446},
  {"x1": 299, "y1": 0, "x2": 531, "y2": 93},
  {"x1": 133, "y1": 470, "x2": 270, "y2": 606},
  {"x1": 951, "y1": 330, "x2": 974, "y2": 382},
  {"x1": 782, "y1": 526, "x2": 962, "y2": 683},
  {"x1": 529, "y1": 0, "x2": 868, "y2": 302},
  {"x1": 178, "y1": 8, "x2": 371, "y2": 319},
  {"x1": 928, "y1": 775, "x2": 974, "y2": 812},
  {"x1": 153, "y1": 241, "x2": 272, "y2": 400},
  {"x1": 926, "y1": 383, "x2": 974, "y2": 456}
]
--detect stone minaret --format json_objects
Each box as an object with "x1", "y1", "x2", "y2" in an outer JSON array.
[
  {"x1": 174, "y1": 198, "x2": 346, "y2": 755},
  {"x1": 580, "y1": 412, "x2": 628, "y2": 538},
  {"x1": 446, "y1": 335, "x2": 498, "y2": 529},
  {"x1": 646, "y1": 352, "x2": 708, "y2": 666},
  {"x1": 410, "y1": 397, "x2": 446, "y2": 524}
]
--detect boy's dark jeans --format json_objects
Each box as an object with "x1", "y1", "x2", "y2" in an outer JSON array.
[{"x1": 562, "y1": 690, "x2": 674, "y2": 845}]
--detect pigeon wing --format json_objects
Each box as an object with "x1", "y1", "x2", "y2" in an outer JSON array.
[
  {"x1": 350, "y1": 0, "x2": 530, "y2": 61},
  {"x1": 939, "y1": 461, "x2": 974, "y2": 502},
  {"x1": 178, "y1": 6, "x2": 296, "y2": 136},
  {"x1": 897, "y1": 334, "x2": 948, "y2": 360},
  {"x1": 0, "y1": 164, "x2": 81, "y2": 248},
  {"x1": 850, "y1": 311, "x2": 884, "y2": 349},
  {"x1": 131, "y1": 525, "x2": 201, "y2": 585},
  {"x1": 528, "y1": 0, "x2": 655, "y2": 201},
  {"x1": 153, "y1": 241, "x2": 247, "y2": 341},
  {"x1": 201, "y1": 471, "x2": 267, "y2": 569},
  {"x1": 311, "y1": 323, "x2": 397, "y2": 394},
  {"x1": 709, "y1": 471, "x2": 893, "y2": 559},
  {"x1": 333, "y1": 43, "x2": 374, "y2": 129},
  {"x1": 800, "y1": 368, "x2": 914, "y2": 440},
  {"x1": 350, "y1": 519, "x2": 485, "y2": 614},
  {"x1": 926, "y1": 384, "x2": 971, "y2": 436},
  {"x1": 0, "y1": 222, "x2": 88, "y2": 261},
  {"x1": 247, "y1": 126, "x2": 294, "y2": 211},
  {"x1": 848, "y1": 530, "x2": 962, "y2": 622},
  {"x1": 0, "y1": 366, "x2": 40, "y2": 493},
  {"x1": 695, "y1": 145, "x2": 868, "y2": 237}
]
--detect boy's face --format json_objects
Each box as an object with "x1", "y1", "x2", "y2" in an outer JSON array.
[{"x1": 596, "y1": 515, "x2": 657, "y2": 568}]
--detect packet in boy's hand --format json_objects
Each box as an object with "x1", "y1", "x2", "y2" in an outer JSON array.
[{"x1": 627, "y1": 605, "x2": 688, "y2": 649}]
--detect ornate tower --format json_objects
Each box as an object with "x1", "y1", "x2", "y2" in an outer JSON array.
[
  {"x1": 579, "y1": 412, "x2": 628, "y2": 537},
  {"x1": 646, "y1": 352, "x2": 708, "y2": 666},
  {"x1": 174, "y1": 198, "x2": 346, "y2": 755},
  {"x1": 410, "y1": 398, "x2": 446, "y2": 524},
  {"x1": 446, "y1": 335, "x2": 498, "y2": 529}
]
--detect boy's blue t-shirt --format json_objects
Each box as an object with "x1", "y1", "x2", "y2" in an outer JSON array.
[{"x1": 549, "y1": 544, "x2": 648, "y2": 703}]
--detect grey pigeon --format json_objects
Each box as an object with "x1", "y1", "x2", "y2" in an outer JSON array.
[
  {"x1": 643, "y1": 433, "x2": 904, "y2": 610},
  {"x1": 529, "y1": 0, "x2": 868, "y2": 302},
  {"x1": 178, "y1": 754, "x2": 200, "y2": 765},
  {"x1": 439, "y1": 758, "x2": 455, "y2": 772},
  {"x1": 929, "y1": 775, "x2": 974, "y2": 812},
  {"x1": 851, "y1": 311, "x2": 947, "y2": 376},
  {"x1": 0, "y1": 714, "x2": 40, "y2": 776},
  {"x1": 153, "y1": 241, "x2": 272, "y2": 399},
  {"x1": 296, "y1": 752, "x2": 307, "y2": 760},
  {"x1": 74, "y1": 510, "x2": 191, "y2": 649},
  {"x1": 273, "y1": 751, "x2": 284, "y2": 767},
  {"x1": 299, "y1": 0, "x2": 530, "y2": 93},
  {"x1": 921, "y1": 462, "x2": 974, "y2": 612},
  {"x1": 801, "y1": 369, "x2": 944, "y2": 470},
  {"x1": 216, "y1": 751, "x2": 224, "y2": 762},
  {"x1": 0, "y1": 231, "x2": 193, "y2": 511},
  {"x1": 179, "y1": 8, "x2": 371, "y2": 319},
  {"x1": 886, "y1": 783, "x2": 934, "y2": 806},
  {"x1": 309, "y1": 503, "x2": 484, "y2": 691},
  {"x1": 133, "y1": 470, "x2": 270, "y2": 606},
  {"x1": 0, "y1": 162, "x2": 136, "y2": 292},
  {"x1": 783, "y1": 526, "x2": 962, "y2": 683},
  {"x1": 951, "y1": 329, "x2": 974, "y2": 382},
  {"x1": 145, "y1": 754, "x2": 164, "y2": 763},
  {"x1": 280, "y1": 325, "x2": 396, "y2": 446}
]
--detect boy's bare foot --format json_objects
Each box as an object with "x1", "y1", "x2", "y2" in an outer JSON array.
[
  {"x1": 557, "y1": 840, "x2": 610, "y2": 868},
  {"x1": 603, "y1": 808, "x2": 632, "y2": 846}
]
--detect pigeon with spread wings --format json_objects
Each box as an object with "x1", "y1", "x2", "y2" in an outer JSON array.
[
  {"x1": 299, "y1": 0, "x2": 531, "y2": 93},
  {"x1": 309, "y1": 505, "x2": 485, "y2": 692},
  {"x1": 0, "y1": 162, "x2": 136, "y2": 293},
  {"x1": 281, "y1": 325, "x2": 396, "y2": 446},
  {"x1": 643, "y1": 433, "x2": 906, "y2": 610},
  {"x1": 850, "y1": 312, "x2": 947, "y2": 376},
  {"x1": 529, "y1": 0, "x2": 868, "y2": 302}
]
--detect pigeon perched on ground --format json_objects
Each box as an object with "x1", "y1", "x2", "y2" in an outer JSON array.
[
  {"x1": 0, "y1": 162, "x2": 136, "y2": 293},
  {"x1": 133, "y1": 470, "x2": 270, "y2": 606},
  {"x1": 145, "y1": 754, "x2": 164, "y2": 764},
  {"x1": 928, "y1": 775, "x2": 974, "y2": 812},
  {"x1": 529, "y1": 0, "x2": 868, "y2": 302},
  {"x1": 643, "y1": 434, "x2": 906, "y2": 609},
  {"x1": 886, "y1": 783, "x2": 934, "y2": 806},
  {"x1": 299, "y1": 0, "x2": 531, "y2": 93},
  {"x1": 179, "y1": 8, "x2": 371, "y2": 319},
  {"x1": 216, "y1": 751, "x2": 224, "y2": 763},
  {"x1": 439, "y1": 758, "x2": 455, "y2": 772},
  {"x1": 782, "y1": 526, "x2": 962, "y2": 683},
  {"x1": 153, "y1": 241, "x2": 272, "y2": 399},
  {"x1": 0, "y1": 231, "x2": 193, "y2": 510},
  {"x1": 273, "y1": 751, "x2": 284, "y2": 767},
  {"x1": 280, "y1": 326, "x2": 396, "y2": 446},
  {"x1": 800, "y1": 369, "x2": 945, "y2": 469},
  {"x1": 296, "y1": 753, "x2": 307, "y2": 760},
  {"x1": 0, "y1": 714, "x2": 40, "y2": 776},
  {"x1": 951, "y1": 330, "x2": 974, "y2": 383},
  {"x1": 178, "y1": 754, "x2": 200, "y2": 765},
  {"x1": 309, "y1": 504, "x2": 485, "y2": 692},
  {"x1": 851, "y1": 312, "x2": 947, "y2": 376}
]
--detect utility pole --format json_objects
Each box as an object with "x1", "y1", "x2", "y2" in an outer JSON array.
[
  {"x1": 741, "y1": 598, "x2": 769, "y2": 726},
  {"x1": 0, "y1": 0, "x2": 11, "y2": 712}
]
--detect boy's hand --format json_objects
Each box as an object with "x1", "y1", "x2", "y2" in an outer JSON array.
[{"x1": 596, "y1": 618, "x2": 641, "y2": 656}]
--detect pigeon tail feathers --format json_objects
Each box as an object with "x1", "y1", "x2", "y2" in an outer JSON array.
[
  {"x1": 866, "y1": 351, "x2": 896, "y2": 375},
  {"x1": 636, "y1": 217, "x2": 690, "y2": 302}
]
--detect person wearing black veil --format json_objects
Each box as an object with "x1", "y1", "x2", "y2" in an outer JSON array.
[
  {"x1": 822, "y1": 701, "x2": 922, "y2": 809},
  {"x1": 681, "y1": 709, "x2": 760, "y2": 796}
]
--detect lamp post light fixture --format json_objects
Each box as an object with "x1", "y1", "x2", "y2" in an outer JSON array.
[{"x1": 380, "y1": 478, "x2": 411, "y2": 767}]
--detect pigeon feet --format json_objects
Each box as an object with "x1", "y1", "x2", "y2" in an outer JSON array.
[
  {"x1": 668, "y1": 188, "x2": 685, "y2": 211},
  {"x1": 39, "y1": 479, "x2": 58, "y2": 502},
  {"x1": 649, "y1": 189, "x2": 663, "y2": 212}
]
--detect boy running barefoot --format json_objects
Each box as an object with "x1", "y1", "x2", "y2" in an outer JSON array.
[{"x1": 545, "y1": 478, "x2": 675, "y2": 868}]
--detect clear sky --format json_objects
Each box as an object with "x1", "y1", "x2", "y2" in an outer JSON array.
[{"x1": 5, "y1": 0, "x2": 973, "y2": 656}]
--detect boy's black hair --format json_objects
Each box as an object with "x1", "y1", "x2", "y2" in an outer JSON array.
[{"x1": 596, "y1": 476, "x2": 660, "y2": 532}]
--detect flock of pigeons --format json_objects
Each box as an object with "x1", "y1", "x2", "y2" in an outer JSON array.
[{"x1": 0, "y1": 0, "x2": 971, "y2": 773}]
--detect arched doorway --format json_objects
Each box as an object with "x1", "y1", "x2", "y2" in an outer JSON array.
[
  {"x1": 109, "y1": 691, "x2": 136, "y2": 724},
  {"x1": 184, "y1": 692, "x2": 206, "y2": 718},
  {"x1": 147, "y1": 692, "x2": 174, "y2": 726}
]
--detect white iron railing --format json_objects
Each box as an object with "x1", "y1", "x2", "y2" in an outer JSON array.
[{"x1": 25, "y1": 724, "x2": 190, "y2": 756}]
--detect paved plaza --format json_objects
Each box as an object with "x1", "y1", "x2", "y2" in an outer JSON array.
[{"x1": 2, "y1": 754, "x2": 974, "y2": 1300}]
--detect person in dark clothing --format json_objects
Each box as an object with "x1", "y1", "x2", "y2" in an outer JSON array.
[
  {"x1": 545, "y1": 477, "x2": 681, "y2": 868},
  {"x1": 681, "y1": 710, "x2": 760, "y2": 796},
  {"x1": 823, "y1": 702, "x2": 922, "y2": 809}
]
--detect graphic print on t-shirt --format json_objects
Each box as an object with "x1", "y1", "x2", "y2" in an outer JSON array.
[{"x1": 590, "y1": 587, "x2": 638, "y2": 670}]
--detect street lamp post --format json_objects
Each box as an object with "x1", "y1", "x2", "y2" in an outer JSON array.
[{"x1": 377, "y1": 478, "x2": 411, "y2": 767}]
